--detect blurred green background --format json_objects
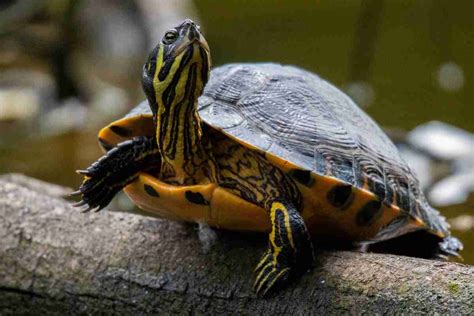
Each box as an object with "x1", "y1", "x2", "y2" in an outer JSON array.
[{"x1": 0, "y1": 0, "x2": 472, "y2": 263}]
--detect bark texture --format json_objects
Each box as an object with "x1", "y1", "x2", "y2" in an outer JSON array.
[{"x1": 0, "y1": 175, "x2": 473, "y2": 315}]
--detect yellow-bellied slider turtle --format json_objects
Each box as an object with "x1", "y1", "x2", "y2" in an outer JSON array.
[{"x1": 73, "y1": 19, "x2": 462, "y2": 296}]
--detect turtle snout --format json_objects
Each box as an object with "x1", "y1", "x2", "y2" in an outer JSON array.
[{"x1": 180, "y1": 19, "x2": 201, "y2": 41}]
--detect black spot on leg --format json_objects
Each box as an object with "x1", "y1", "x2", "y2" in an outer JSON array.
[
  {"x1": 327, "y1": 184, "x2": 353, "y2": 209},
  {"x1": 289, "y1": 169, "x2": 314, "y2": 187},
  {"x1": 144, "y1": 184, "x2": 160, "y2": 197},
  {"x1": 110, "y1": 125, "x2": 132, "y2": 137},
  {"x1": 185, "y1": 191, "x2": 209, "y2": 205},
  {"x1": 356, "y1": 200, "x2": 382, "y2": 226}
]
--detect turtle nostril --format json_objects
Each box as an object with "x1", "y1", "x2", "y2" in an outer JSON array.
[
  {"x1": 182, "y1": 19, "x2": 196, "y2": 27},
  {"x1": 188, "y1": 25, "x2": 199, "y2": 41}
]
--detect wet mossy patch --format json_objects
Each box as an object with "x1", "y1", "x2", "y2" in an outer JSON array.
[{"x1": 448, "y1": 282, "x2": 460, "y2": 295}]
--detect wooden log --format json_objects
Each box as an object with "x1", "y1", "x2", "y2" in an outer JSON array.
[{"x1": 0, "y1": 175, "x2": 472, "y2": 314}]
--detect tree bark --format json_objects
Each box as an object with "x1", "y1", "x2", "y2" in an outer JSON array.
[{"x1": 0, "y1": 174, "x2": 472, "y2": 315}]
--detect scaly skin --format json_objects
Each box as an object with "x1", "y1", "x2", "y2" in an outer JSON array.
[{"x1": 74, "y1": 19, "x2": 315, "y2": 296}]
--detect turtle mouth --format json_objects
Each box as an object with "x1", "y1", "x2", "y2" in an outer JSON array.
[{"x1": 196, "y1": 37, "x2": 210, "y2": 54}]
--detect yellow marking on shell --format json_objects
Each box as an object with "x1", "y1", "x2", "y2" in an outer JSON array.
[
  {"x1": 100, "y1": 119, "x2": 424, "y2": 242},
  {"x1": 432, "y1": 229, "x2": 446, "y2": 239},
  {"x1": 362, "y1": 176, "x2": 370, "y2": 191},
  {"x1": 405, "y1": 215, "x2": 445, "y2": 238},
  {"x1": 125, "y1": 173, "x2": 215, "y2": 222},
  {"x1": 411, "y1": 215, "x2": 444, "y2": 238},
  {"x1": 413, "y1": 216, "x2": 425, "y2": 227},
  {"x1": 295, "y1": 173, "x2": 399, "y2": 241},
  {"x1": 127, "y1": 124, "x2": 409, "y2": 241},
  {"x1": 243, "y1": 135, "x2": 408, "y2": 241},
  {"x1": 125, "y1": 172, "x2": 270, "y2": 231},
  {"x1": 202, "y1": 125, "x2": 419, "y2": 243},
  {"x1": 98, "y1": 114, "x2": 154, "y2": 151},
  {"x1": 392, "y1": 190, "x2": 398, "y2": 208},
  {"x1": 210, "y1": 187, "x2": 269, "y2": 231}
]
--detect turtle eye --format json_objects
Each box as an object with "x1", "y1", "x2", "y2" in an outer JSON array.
[{"x1": 163, "y1": 30, "x2": 178, "y2": 44}]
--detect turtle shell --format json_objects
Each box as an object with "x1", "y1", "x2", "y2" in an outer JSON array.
[
  {"x1": 98, "y1": 63, "x2": 450, "y2": 242},
  {"x1": 199, "y1": 63, "x2": 449, "y2": 238}
]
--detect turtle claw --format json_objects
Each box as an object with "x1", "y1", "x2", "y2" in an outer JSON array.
[
  {"x1": 81, "y1": 205, "x2": 96, "y2": 213},
  {"x1": 69, "y1": 189, "x2": 82, "y2": 197},
  {"x1": 79, "y1": 204, "x2": 92, "y2": 213},
  {"x1": 72, "y1": 200, "x2": 87, "y2": 207},
  {"x1": 72, "y1": 172, "x2": 121, "y2": 213},
  {"x1": 255, "y1": 267, "x2": 290, "y2": 297},
  {"x1": 93, "y1": 206, "x2": 102, "y2": 213},
  {"x1": 253, "y1": 201, "x2": 315, "y2": 296},
  {"x1": 78, "y1": 202, "x2": 102, "y2": 213},
  {"x1": 254, "y1": 250, "x2": 271, "y2": 272},
  {"x1": 72, "y1": 136, "x2": 160, "y2": 214},
  {"x1": 253, "y1": 252, "x2": 291, "y2": 297}
]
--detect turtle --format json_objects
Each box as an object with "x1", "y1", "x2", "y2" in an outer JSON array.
[{"x1": 73, "y1": 19, "x2": 462, "y2": 296}]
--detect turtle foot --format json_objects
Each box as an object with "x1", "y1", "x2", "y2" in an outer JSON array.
[
  {"x1": 253, "y1": 250, "x2": 291, "y2": 297},
  {"x1": 71, "y1": 136, "x2": 160, "y2": 213},
  {"x1": 72, "y1": 170, "x2": 126, "y2": 213}
]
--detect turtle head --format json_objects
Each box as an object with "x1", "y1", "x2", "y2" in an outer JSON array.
[{"x1": 142, "y1": 19, "x2": 211, "y2": 118}]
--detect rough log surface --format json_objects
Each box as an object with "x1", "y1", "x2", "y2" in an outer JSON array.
[{"x1": 0, "y1": 175, "x2": 472, "y2": 315}]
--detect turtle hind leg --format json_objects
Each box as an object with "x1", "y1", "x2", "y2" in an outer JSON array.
[
  {"x1": 254, "y1": 200, "x2": 315, "y2": 297},
  {"x1": 73, "y1": 136, "x2": 160, "y2": 212},
  {"x1": 438, "y1": 236, "x2": 463, "y2": 259},
  {"x1": 368, "y1": 230, "x2": 463, "y2": 259}
]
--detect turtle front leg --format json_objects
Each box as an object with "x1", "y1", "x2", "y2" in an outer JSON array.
[
  {"x1": 254, "y1": 200, "x2": 315, "y2": 296},
  {"x1": 72, "y1": 136, "x2": 160, "y2": 212}
]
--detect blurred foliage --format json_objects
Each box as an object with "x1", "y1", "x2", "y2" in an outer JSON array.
[{"x1": 196, "y1": 0, "x2": 472, "y2": 131}]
